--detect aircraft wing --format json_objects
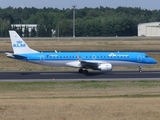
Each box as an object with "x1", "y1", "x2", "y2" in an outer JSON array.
[
  {"x1": 79, "y1": 60, "x2": 112, "y2": 72},
  {"x1": 80, "y1": 60, "x2": 99, "y2": 69},
  {"x1": 76, "y1": 54, "x2": 112, "y2": 71},
  {"x1": 76, "y1": 54, "x2": 99, "y2": 69}
]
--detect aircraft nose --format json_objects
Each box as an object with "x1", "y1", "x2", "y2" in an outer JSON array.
[{"x1": 153, "y1": 59, "x2": 157, "y2": 64}]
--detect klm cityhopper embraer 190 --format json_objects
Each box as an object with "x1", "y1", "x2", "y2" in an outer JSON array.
[{"x1": 6, "y1": 30, "x2": 157, "y2": 74}]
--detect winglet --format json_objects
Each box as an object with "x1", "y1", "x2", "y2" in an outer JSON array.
[{"x1": 76, "y1": 54, "x2": 82, "y2": 61}]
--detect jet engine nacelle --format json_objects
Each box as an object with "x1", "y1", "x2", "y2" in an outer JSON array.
[{"x1": 98, "y1": 63, "x2": 112, "y2": 72}]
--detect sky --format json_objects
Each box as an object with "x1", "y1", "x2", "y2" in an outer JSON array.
[{"x1": 0, "y1": 0, "x2": 160, "y2": 10}]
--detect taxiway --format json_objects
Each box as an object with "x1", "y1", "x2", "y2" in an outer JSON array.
[{"x1": 0, "y1": 71, "x2": 160, "y2": 82}]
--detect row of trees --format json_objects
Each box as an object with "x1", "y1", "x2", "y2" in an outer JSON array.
[{"x1": 0, "y1": 6, "x2": 160, "y2": 37}]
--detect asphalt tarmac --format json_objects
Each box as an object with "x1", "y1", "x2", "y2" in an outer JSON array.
[{"x1": 0, "y1": 71, "x2": 160, "y2": 82}]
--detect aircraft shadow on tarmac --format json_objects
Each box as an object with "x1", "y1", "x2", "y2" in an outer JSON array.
[
  {"x1": 84, "y1": 72, "x2": 113, "y2": 76},
  {"x1": 1, "y1": 71, "x2": 160, "y2": 80},
  {"x1": 20, "y1": 72, "x2": 40, "y2": 75},
  {"x1": 19, "y1": 71, "x2": 109, "y2": 76}
]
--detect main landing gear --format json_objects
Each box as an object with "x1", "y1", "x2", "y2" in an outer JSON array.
[{"x1": 78, "y1": 68, "x2": 88, "y2": 74}]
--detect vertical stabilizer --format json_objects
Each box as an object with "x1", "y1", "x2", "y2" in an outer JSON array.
[{"x1": 9, "y1": 30, "x2": 39, "y2": 54}]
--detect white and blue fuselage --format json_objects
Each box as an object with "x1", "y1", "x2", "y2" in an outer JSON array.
[
  {"x1": 15, "y1": 52, "x2": 157, "y2": 70},
  {"x1": 6, "y1": 31, "x2": 157, "y2": 74}
]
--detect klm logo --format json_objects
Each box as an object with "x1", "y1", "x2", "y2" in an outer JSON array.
[
  {"x1": 13, "y1": 40, "x2": 26, "y2": 47},
  {"x1": 108, "y1": 53, "x2": 116, "y2": 57}
]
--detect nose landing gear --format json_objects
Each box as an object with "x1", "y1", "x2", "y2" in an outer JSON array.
[{"x1": 139, "y1": 66, "x2": 142, "y2": 73}]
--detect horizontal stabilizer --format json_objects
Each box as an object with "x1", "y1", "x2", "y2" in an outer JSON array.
[
  {"x1": 5, "y1": 52, "x2": 27, "y2": 59},
  {"x1": 5, "y1": 52, "x2": 14, "y2": 58}
]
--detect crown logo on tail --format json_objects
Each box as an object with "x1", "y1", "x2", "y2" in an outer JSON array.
[
  {"x1": 16, "y1": 40, "x2": 22, "y2": 43},
  {"x1": 13, "y1": 40, "x2": 26, "y2": 47}
]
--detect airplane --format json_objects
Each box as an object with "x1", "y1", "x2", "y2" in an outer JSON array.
[{"x1": 5, "y1": 30, "x2": 157, "y2": 74}]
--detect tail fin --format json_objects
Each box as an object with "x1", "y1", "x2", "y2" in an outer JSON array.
[{"x1": 9, "y1": 30, "x2": 39, "y2": 54}]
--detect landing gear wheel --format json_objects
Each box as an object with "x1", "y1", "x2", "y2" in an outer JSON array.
[
  {"x1": 83, "y1": 70, "x2": 88, "y2": 74},
  {"x1": 78, "y1": 68, "x2": 83, "y2": 73},
  {"x1": 139, "y1": 66, "x2": 142, "y2": 73}
]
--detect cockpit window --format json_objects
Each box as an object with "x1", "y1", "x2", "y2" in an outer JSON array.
[{"x1": 145, "y1": 55, "x2": 150, "y2": 58}]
